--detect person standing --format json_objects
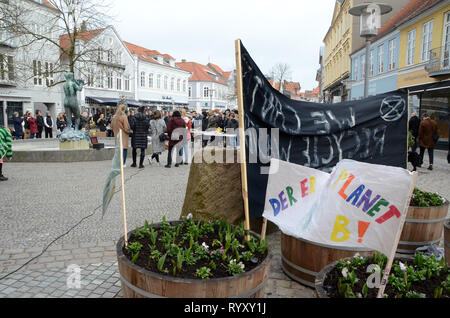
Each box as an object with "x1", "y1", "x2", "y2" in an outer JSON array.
[
  {"x1": 27, "y1": 113, "x2": 38, "y2": 139},
  {"x1": 130, "y1": 106, "x2": 150, "y2": 169},
  {"x1": 96, "y1": 113, "x2": 107, "y2": 132},
  {"x1": 226, "y1": 113, "x2": 239, "y2": 148},
  {"x1": 44, "y1": 112, "x2": 54, "y2": 138},
  {"x1": 409, "y1": 113, "x2": 420, "y2": 153},
  {"x1": 0, "y1": 125, "x2": 12, "y2": 181},
  {"x1": 23, "y1": 111, "x2": 31, "y2": 139},
  {"x1": 418, "y1": 112, "x2": 438, "y2": 171},
  {"x1": 57, "y1": 113, "x2": 67, "y2": 132},
  {"x1": 149, "y1": 110, "x2": 166, "y2": 166},
  {"x1": 13, "y1": 112, "x2": 24, "y2": 140},
  {"x1": 35, "y1": 110, "x2": 44, "y2": 139},
  {"x1": 179, "y1": 109, "x2": 191, "y2": 165},
  {"x1": 111, "y1": 104, "x2": 132, "y2": 167},
  {"x1": 165, "y1": 110, "x2": 185, "y2": 168}
]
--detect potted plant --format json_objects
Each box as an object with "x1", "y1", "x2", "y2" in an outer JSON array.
[
  {"x1": 398, "y1": 188, "x2": 449, "y2": 254},
  {"x1": 315, "y1": 252, "x2": 450, "y2": 298},
  {"x1": 116, "y1": 215, "x2": 272, "y2": 298}
]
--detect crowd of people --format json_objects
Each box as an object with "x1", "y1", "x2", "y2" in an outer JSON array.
[
  {"x1": 12, "y1": 110, "x2": 54, "y2": 140},
  {"x1": 109, "y1": 107, "x2": 240, "y2": 169}
]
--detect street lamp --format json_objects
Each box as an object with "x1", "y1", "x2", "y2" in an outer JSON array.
[{"x1": 349, "y1": 3, "x2": 392, "y2": 98}]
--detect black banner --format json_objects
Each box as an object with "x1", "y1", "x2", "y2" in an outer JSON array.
[{"x1": 239, "y1": 42, "x2": 408, "y2": 218}]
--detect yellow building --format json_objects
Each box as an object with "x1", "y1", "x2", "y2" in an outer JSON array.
[
  {"x1": 396, "y1": 0, "x2": 450, "y2": 143},
  {"x1": 323, "y1": 0, "x2": 410, "y2": 103}
]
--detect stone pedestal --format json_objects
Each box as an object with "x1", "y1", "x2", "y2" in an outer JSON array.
[{"x1": 59, "y1": 140, "x2": 89, "y2": 150}]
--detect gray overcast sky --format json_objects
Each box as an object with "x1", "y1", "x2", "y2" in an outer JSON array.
[{"x1": 111, "y1": 0, "x2": 336, "y2": 91}]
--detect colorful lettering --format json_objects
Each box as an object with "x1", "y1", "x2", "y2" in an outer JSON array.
[
  {"x1": 375, "y1": 205, "x2": 401, "y2": 224},
  {"x1": 269, "y1": 199, "x2": 281, "y2": 217},
  {"x1": 286, "y1": 186, "x2": 297, "y2": 206},
  {"x1": 310, "y1": 177, "x2": 316, "y2": 194},
  {"x1": 356, "y1": 190, "x2": 381, "y2": 213},
  {"x1": 338, "y1": 174, "x2": 355, "y2": 200},
  {"x1": 367, "y1": 198, "x2": 389, "y2": 217},
  {"x1": 331, "y1": 215, "x2": 351, "y2": 242},
  {"x1": 279, "y1": 191, "x2": 289, "y2": 211},
  {"x1": 332, "y1": 169, "x2": 348, "y2": 190},
  {"x1": 346, "y1": 185, "x2": 365, "y2": 206},
  {"x1": 300, "y1": 179, "x2": 309, "y2": 198}
]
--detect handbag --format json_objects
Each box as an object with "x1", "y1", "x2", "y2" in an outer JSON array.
[
  {"x1": 432, "y1": 132, "x2": 439, "y2": 143},
  {"x1": 159, "y1": 133, "x2": 166, "y2": 142}
]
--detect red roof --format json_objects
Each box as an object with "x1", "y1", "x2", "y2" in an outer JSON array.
[
  {"x1": 124, "y1": 41, "x2": 176, "y2": 67},
  {"x1": 59, "y1": 28, "x2": 105, "y2": 53},
  {"x1": 176, "y1": 61, "x2": 226, "y2": 84},
  {"x1": 377, "y1": 0, "x2": 441, "y2": 38},
  {"x1": 43, "y1": 0, "x2": 57, "y2": 9}
]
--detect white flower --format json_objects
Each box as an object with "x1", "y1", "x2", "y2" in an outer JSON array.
[
  {"x1": 202, "y1": 242, "x2": 209, "y2": 250},
  {"x1": 239, "y1": 262, "x2": 245, "y2": 270},
  {"x1": 399, "y1": 262, "x2": 407, "y2": 272},
  {"x1": 354, "y1": 253, "x2": 360, "y2": 258},
  {"x1": 342, "y1": 267, "x2": 349, "y2": 278},
  {"x1": 187, "y1": 213, "x2": 193, "y2": 219}
]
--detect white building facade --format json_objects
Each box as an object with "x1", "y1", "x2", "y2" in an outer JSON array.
[
  {"x1": 125, "y1": 41, "x2": 190, "y2": 111},
  {"x1": 0, "y1": 0, "x2": 62, "y2": 129}
]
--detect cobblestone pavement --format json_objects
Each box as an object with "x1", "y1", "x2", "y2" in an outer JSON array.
[{"x1": 0, "y1": 149, "x2": 448, "y2": 298}]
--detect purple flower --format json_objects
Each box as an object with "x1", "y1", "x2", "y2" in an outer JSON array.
[{"x1": 219, "y1": 247, "x2": 224, "y2": 255}]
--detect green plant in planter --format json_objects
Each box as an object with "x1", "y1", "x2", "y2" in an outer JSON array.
[
  {"x1": 126, "y1": 242, "x2": 142, "y2": 264},
  {"x1": 410, "y1": 188, "x2": 445, "y2": 207},
  {"x1": 227, "y1": 259, "x2": 245, "y2": 276},
  {"x1": 196, "y1": 267, "x2": 212, "y2": 280}
]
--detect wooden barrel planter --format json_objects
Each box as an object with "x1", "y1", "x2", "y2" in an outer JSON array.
[
  {"x1": 445, "y1": 219, "x2": 450, "y2": 266},
  {"x1": 281, "y1": 233, "x2": 373, "y2": 288},
  {"x1": 116, "y1": 224, "x2": 273, "y2": 298},
  {"x1": 397, "y1": 200, "x2": 449, "y2": 254}
]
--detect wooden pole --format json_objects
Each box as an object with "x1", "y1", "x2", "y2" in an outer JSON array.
[
  {"x1": 119, "y1": 129, "x2": 129, "y2": 247},
  {"x1": 260, "y1": 218, "x2": 268, "y2": 242},
  {"x1": 376, "y1": 171, "x2": 417, "y2": 298},
  {"x1": 235, "y1": 39, "x2": 251, "y2": 242}
]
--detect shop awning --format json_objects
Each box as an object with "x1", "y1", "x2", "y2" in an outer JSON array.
[
  {"x1": 86, "y1": 96, "x2": 142, "y2": 107},
  {"x1": 402, "y1": 79, "x2": 450, "y2": 94}
]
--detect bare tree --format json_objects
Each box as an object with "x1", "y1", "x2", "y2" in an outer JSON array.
[
  {"x1": 270, "y1": 63, "x2": 292, "y2": 93},
  {"x1": 0, "y1": 0, "x2": 116, "y2": 88}
]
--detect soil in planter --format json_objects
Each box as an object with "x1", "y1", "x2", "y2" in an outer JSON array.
[
  {"x1": 122, "y1": 219, "x2": 268, "y2": 280},
  {"x1": 323, "y1": 254, "x2": 450, "y2": 298}
]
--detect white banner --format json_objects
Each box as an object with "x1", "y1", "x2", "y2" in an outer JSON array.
[{"x1": 263, "y1": 159, "x2": 415, "y2": 256}]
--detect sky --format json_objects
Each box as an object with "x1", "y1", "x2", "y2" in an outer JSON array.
[{"x1": 111, "y1": 0, "x2": 336, "y2": 91}]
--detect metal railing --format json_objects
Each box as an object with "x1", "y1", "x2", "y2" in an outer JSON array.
[{"x1": 425, "y1": 46, "x2": 450, "y2": 75}]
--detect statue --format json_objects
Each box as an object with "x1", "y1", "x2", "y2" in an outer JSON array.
[{"x1": 59, "y1": 72, "x2": 89, "y2": 142}]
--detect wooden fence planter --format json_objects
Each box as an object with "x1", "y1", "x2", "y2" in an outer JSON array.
[
  {"x1": 397, "y1": 200, "x2": 449, "y2": 254},
  {"x1": 280, "y1": 233, "x2": 373, "y2": 288},
  {"x1": 445, "y1": 219, "x2": 450, "y2": 266},
  {"x1": 116, "y1": 225, "x2": 273, "y2": 298}
]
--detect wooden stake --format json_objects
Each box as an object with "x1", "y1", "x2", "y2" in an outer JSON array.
[
  {"x1": 119, "y1": 129, "x2": 129, "y2": 247},
  {"x1": 376, "y1": 171, "x2": 418, "y2": 298},
  {"x1": 235, "y1": 39, "x2": 251, "y2": 242},
  {"x1": 260, "y1": 218, "x2": 268, "y2": 242}
]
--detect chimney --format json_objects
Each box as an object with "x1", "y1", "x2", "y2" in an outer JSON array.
[
  {"x1": 80, "y1": 21, "x2": 87, "y2": 32},
  {"x1": 181, "y1": 59, "x2": 186, "y2": 63}
]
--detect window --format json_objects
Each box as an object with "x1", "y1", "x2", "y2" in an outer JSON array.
[
  {"x1": 0, "y1": 54, "x2": 14, "y2": 82},
  {"x1": 44, "y1": 62, "x2": 54, "y2": 86},
  {"x1": 183, "y1": 80, "x2": 186, "y2": 92},
  {"x1": 164, "y1": 76, "x2": 168, "y2": 90},
  {"x1": 378, "y1": 45, "x2": 384, "y2": 73},
  {"x1": 388, "y1": 39, "x2": 396, "y2": 71},
  {"x1": 98, "y1": 48, "x2": 103, "y2": 61},
  {"x1": 107, "y1": 50, "x2": 113, "y2": 63},
  {"x1": 97, "y1": 71, "x2": 104, "y2": 88},
  {"x1": 177, "y1": 79, "x2": 180, "y2": 92},
  {"x1": 33, "y1": 60, "x2": 42, "y2": 85},
  {"x1": 369, "y1": 50, "x2": 374, "y2": 77},
  {"x1": 188, "y1": 86, "x2": 192, "y2": 97},
  {"x1": 361, "y1": 54, "x2": 366, "y2": 79},
  {"x1": 140, "y1": 72, "x2": 145, "y2": 87},
  {"x1": 203, "y1": 86, "x2": 209, "y2": 98},
  {"x1": 157, "y1": 74, "x2": 161, "y2": 88},
  {"x1": 117, "y1": 74, "x2": 122, "y2": 91},
  {"x1": 149, "y1": 73, "x2": 153, "y2": 88},
  {"x1": 87, "y1": 68, "x2": 94, "y2": 87},
  {"x1": 407, "y1": 29, "x2": 416, "y2": 65},
  {"x1": 421, "y1": 20, "x2": 434, "y2": 62},
  {"x1": 443, "y1": 12, "x2": 450, "y2": 68},
  {"x1": 107, "y1": 72, "x2": 113, "y2": 89},
  {"x1": 353, "y1": 58, "x2": 358, "y2": 81},
  {"x1": 170, "y1": 77, "x2": 174, "y2": 91},
  {"x1": 125, "y1": 75, "x2": 130, "y2": 91}
]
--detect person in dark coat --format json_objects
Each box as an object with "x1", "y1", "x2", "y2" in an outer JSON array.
[
  {"x1": 408, "y1": 113, "x2": 420, "y2": 153},
  {"x1": 418, "y1": 112, "x2": 438, "y2": 171},
  {"x1": 130, "y1": 106, "x2": 150, "y2": 169},
  {"x1": 96, "y1": 113, "x2": 107, "y2": 132},
  {"x1": 35, "y1": 110, "x2": 44, "y2": 139},
  {"x1": 44, "y1": 112, "x2": 54, "y2": 138},
  {"x1": 13, "y1": 112, "x2": 24, "y2": 140},
  {"x1": 165, "y1": 110, "x2": 186, "y2": 168}
]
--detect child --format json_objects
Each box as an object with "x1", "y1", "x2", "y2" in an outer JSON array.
[{"x1": 0, "y1": 125, "x2": 12, "y2": 181}]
